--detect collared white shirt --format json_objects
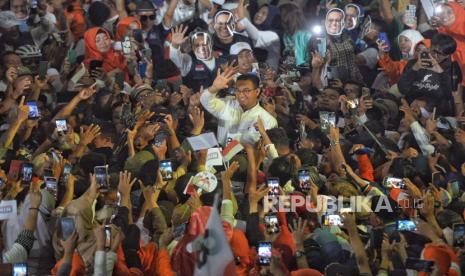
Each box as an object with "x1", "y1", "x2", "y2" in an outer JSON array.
[{"x1": 200, "y1": 89, "x2": 277, "y2": 145}]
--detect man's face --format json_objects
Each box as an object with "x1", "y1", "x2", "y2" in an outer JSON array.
[
  {"x1": 326, "y1": 11, "x2": 344, "y2": 35},
  {"x1": 3, "y1": 53, "x2": 22, "y2": 71},
  {"x1": 214, "y1": 13, "x2": 234, "y2": 40},
  {"x1": 430, "y1": 45, "x2": 450, "y2": 64},
  {"x1": 193, "y1": 35, "x2": 211, "y2": 60},
  {"x1": 237, "y1": 50, "x2": 256, "y2": 73},
  {"x1": 344, "y1": 83, "x2": 360, "y2": 100},
  {"x1": 235, "y1": 79, "x2": 260, "y2": 110},
  {"x1": 318, "y1": 88, "x2": 340, "y2": 112},
  {"x1": 138, "y1": 11, "x2": 156, "y2": 30},
  {"x1": 11, "y1": 0, "x2": 29, "y2": 20},
  {"x1": 345, "y1": 7, "x2": 358, "y2": 29}
]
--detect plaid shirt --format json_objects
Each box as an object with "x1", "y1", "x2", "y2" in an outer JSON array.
[{"x1": 328, "y1": 33, "x2": 363, "y2": 82}]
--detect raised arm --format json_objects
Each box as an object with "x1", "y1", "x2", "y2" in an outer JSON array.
[{"x1": 169, "y1": 24, "x2": 193, "y2": 77}]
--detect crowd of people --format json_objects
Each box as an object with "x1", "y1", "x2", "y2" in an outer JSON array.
[{"x1": 0, "y1": 0, "x2": 465, "y2": 274}]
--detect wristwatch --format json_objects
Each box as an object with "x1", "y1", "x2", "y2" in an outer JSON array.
[{"x1": 295, "y1": 250, "x2": 305, "y2": 258}]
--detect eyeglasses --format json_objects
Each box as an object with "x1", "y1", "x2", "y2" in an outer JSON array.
[
  {"x1": 22, "y1": 57, "x2": 41, "y2": 65},
  {"x1": 327, "y1": 19, "x2": 343, "y2": 24},
  {"x1": 235, "y1": 88, "x2": 255, "y2": 94},
  {"x1": 140, "y1": 14, "x2": 156, "y2": 21}
]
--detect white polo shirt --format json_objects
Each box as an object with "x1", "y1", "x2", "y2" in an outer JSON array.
[{"x1": 200, "y1": 89, "x2": 278, "y2": 145}]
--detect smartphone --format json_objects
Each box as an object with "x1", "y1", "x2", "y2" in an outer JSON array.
[
  {"x1": 68, "y1": 49, "x2": 77, "y2": 65},
  {"x1": 133, "y1": 29, "x2": 144, "y2": 43},
  {"x1": 396, "y1": 219, "x2": 417, "y2": 231},
  {"x1": 45, "y1": 176, "x2": 58, "y2": 197},
  {"x1": 382, "y1": 177, "x2": 405, "y2": 189},
  {"x1": 21, "y1": 163, "x2": 33, "y2": 183},
  {"x1": 122, "y1": 36, "x2": 132, "y2": 55},
  {"x1": 405, "y1": 257, "x2": 434, "y2": 272},
  {"x1": 257, "y1": 242, "x2": 272, "y2": 266},
  {"x1": 346, "y1": 98, "x2": 359, "y2": 110},
  {"x1": 173, "y1": 223, "x2": 186, "y2": 238},
  {"x1": 89, "y1": 59, "x2": 103, "y2": 72},
  {"x1": 298, "y1": 170, "x2": 311, "y2": 191},
  {"x1": 115, "y1": 72, "x2": 124, "y2": 88},
  {"x1": 94, "y1": 165, "x2": 109, "y2": 190},
  {"x1": 55, "y1": 119, "x2": 68, "y2": 133},
  {"x1": 39, "y1": 61, "x2": 48, "y2": 80},
  {"x1": 264, "y1": 213, "x2": 280, "y2": 234},
  {"x1": 104, "y1": 225, "x2": 111, "y2": 249},
  {"x1": 138, "y1": 61, "x2": 147, "y2": 78},
  {"x1": 319, "y1": 111, "x2": 336, "y2": 134},
  {"x1": 62, "y1": 163, "x2": 72, "y2": 184},
  {"x1": 12, "y1": 263, "x2": 27, "y2": 276},
  {"x1": 26, "y1": 101, "x2": 40, "y2": 119},
  {"x1": 267, "y1": 178, "x2": 280, "y2": 197},
  {"x1": 8, "y1": 160, "x2": 23, "y2": 181},
  {"x1": 60, "y1": 217, "x2": 75, "y2": 241},
  {"x1": 322, "y1": 214, "x2": 343, "y2": 226},
  {"x1": 420, "y1": 52, "x2": 433, "y2": 68},
  {"x1": 159, "y1": 160, "x2": 173, "y2": 181},
  {"x1": 453, "y1": 223, "x2": 465, "y2": 247},
  {"x1": 316, "y1": 37, "x2": 327, "y2": 57},
  {"x1": 377, "y1": 32, "x2": 391, "y2": 52},
  {"x1": 370, "y1": 228, "x2": 384, "y2": 250}
]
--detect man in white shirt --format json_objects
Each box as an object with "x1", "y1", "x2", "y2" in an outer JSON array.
[{"x1": 200, "y1": 67, "x2": 277, "y2": 145}]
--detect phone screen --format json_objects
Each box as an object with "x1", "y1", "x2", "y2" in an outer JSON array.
[
  {"x1": 104, "y1": 226, "x2": 111, "y2": 248},
  {"x1": 68, "y1": 49, "x2": 77, "y2": 65},
  {"x1": 21, "y1": 163, "x2": 33, "y2": 183},
  {"x1": 94, "y1": 166, "x2": 109, "y2": 190},
  {"x1": 122, "y1": 37, "x2": 131, "y2": 55},
  {"x1": 26, "y1": 101, "x2": 40, "y2": 119},
  {"x1": 12, "y1": 263, "x2": 27, "y2": 276},
  {"x1": 453, "y1": 224, "x2": 465, "y2": 247},
  {"x1": 298, "y1": 170, "x2": 311, "y2": 191},
  {"x1": 61, "y1": 217, "x2": 75, "y2": 240},
  {"x1": 396, "y1": 220, "x2": 417, "y2": 231},
  {"x1": 383, "y1": 177, "x2": 405, "y2": 189},
  {"x1": 265, "y1": 214, "x2": 280, "y2": 234},
  {"x1": 138, "y1": 62, "x2": 147, "y2": 78},
  {"x1": 45, "y1": 177, "x2": 58, "y2": 197},
  {"x1": 323, "y1": 214, "x2": 343, "y2": 226},
  {"x1": 257, "y1": 242, "x2": 272, "y2": 266},
  {"x1": 62, "y1": 164, "x2": 72, "y2": 184},
  {"x1": 55, "y1": 119, "x2": 68, "y2": 133},
  {"x1": 267, "y1": 178, "x2": 280, "y2": 197},
  {"x1": 160, "y1": 160, "x2": 173, "y2": 181}
]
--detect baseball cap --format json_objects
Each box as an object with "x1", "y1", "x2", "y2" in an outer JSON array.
[{"x1": 229, "y1": 42, "x2": 252, "y2": 56}]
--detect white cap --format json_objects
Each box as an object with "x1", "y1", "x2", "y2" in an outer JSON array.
[
  {"x1": 222, "y1": 2, "x2": 239, "y2": 10},
  {"x1": 0, "y1": 11, "x2": 22, "y2": 29},
  {"x1": 212, "y1": 0, "x2": 225, "y2": 5},
  {"x1": 229, "y1": 42, "x2": 252, "y2": 56}
]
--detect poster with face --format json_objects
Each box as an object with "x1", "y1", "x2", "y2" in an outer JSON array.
[
  {"x1": 192, "y1": 32, "x2": 212, "y2": 61},
  {"x1": 344, "y1": 4, "x2": 360, "y2": 30},
  {"x1": 214, "y1": 11, "x2": 236, "y2": 39},
  {"x1": 325, "y1": 8, "x2": 345, "y2": 36}
]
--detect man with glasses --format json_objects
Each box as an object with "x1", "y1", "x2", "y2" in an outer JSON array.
[
  {"x1": 200, "y1": 68, "x2": 277, "y2": 145},
  {"x1": 212, "y1": 9, "x2": 251, "y2": 57},
  {"x1": 169, "y1": 25, "x2": 227, "y2": 91},
  {"x1": 398, "y1": 33, "x2": 459, "y2": 116}
]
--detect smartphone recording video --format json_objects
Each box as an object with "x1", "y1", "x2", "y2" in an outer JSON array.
[
  {"x1": 159, "y1": 160, "x2": 173, "y2": 181},
  {"x1": 322, "y1": 214, "x2": 343, "y2": 226},
  {"x1": 55, "y1": 119, "x2": 68, "y2": 133},
  {"x1": 104, "y1": 225, "x2": 112, "y2": 249},
  {"x1": 60, "y1": 217, "x2": 75, "y2": 241},
  {"x1": 94, "y1": 165, "x2": 109, "y2": 191},
  {"x1": 265, "y1": 213, "x2": 280, "y2": 234},
  {"x1": 298, "y1": 170, "x2": 311, "y2": 191},
  {"x1": 396, "y1": 219, "x2": 417, "y2": 231},
  {"x1": 26, "y1": 101, "x2": 40, "y2": 119},
  {"x1": 267, "y1": 178, "x2": 280, "y2": 197},
  {"x1": 21, "y1": 163, "x2": 33, "y2": 183},
  {"x1": 257, "y1": 242, "x2": 272, "y2": 266},
  {"x1": 45, "y1": 176, "x2": 58, "y2": 197},
  {"x1": 382, "y1": 177, "x2": 405, "y2": 189}
]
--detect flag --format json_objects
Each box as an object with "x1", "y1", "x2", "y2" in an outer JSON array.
[
  {"x1": 194, "y1": 195, "x2": 236, "y2": 276},
  {"x1": 222, "y1": 139, "x2": 243, "y2": 162}
]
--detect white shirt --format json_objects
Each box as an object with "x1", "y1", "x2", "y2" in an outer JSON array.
[
  {"x1": 200, "y1": 89, "x2": 278, "y2": 145},
  {"x1": 155, "y1": 1, "x2": 209, "y2": 28}
]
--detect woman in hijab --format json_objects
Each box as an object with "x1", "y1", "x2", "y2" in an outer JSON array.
[
  {"x1": 236, "y1": 2, "x2": 281, "y2": 70},
  {"x1": 84, "y1": 27, "x2": 128, "y2": 80}
]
